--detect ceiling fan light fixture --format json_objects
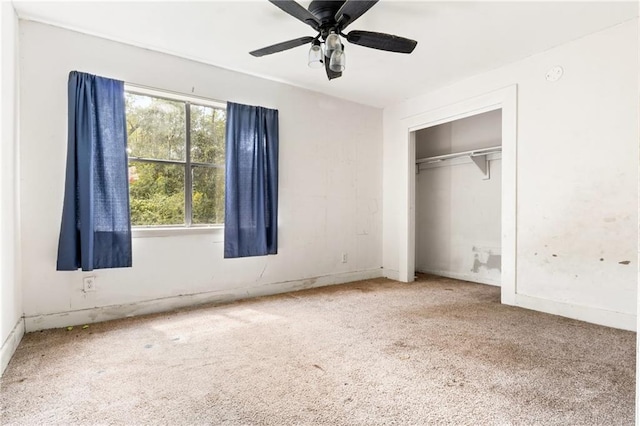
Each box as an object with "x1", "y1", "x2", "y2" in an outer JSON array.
[
  {"x1": 325, "y1": 31, "x2": 341, "y2": 58},
  {"x1": 329, "y1": 45, "x2": 346, "y2": 73},
  {"x1": 308, "y1": 42, "x2": 323, "y2": 68}
]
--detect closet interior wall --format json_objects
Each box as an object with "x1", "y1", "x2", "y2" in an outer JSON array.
[{"x1": 415, "y1": 109, "x2": 502, "y2": 286}]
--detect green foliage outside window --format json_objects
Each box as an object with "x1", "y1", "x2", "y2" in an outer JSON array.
[{"x1": 125, "y1": 92, "x2": 225, "y2": 226}]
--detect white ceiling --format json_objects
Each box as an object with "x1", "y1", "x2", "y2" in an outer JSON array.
[{"x1": 12, "y1": 1, "x2": 638, "y2": 108}]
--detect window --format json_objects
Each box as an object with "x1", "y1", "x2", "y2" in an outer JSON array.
[{"x1": 125, "y1": 88, "x2": 226, "y2": 227}]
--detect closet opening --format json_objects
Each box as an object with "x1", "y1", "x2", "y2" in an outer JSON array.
[{"x1": 413, "y1": 109, "x2": 502, "y2": 286}]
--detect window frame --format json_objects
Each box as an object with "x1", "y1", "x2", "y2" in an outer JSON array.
[{"x1": 124, "y1": 84, "x2": 226, "y2": 232}]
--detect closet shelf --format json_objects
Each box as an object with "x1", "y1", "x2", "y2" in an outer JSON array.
[
  {"x1": 416, "y1": 145, "x2": 502, "y2": 164},
  {"x1": 416, "y1": 145, "x2": 502, "y2": 180}
]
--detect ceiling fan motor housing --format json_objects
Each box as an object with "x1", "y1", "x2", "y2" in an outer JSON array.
[{"x1": 308, "y1": 0, "x2": 346, "y2": 39}]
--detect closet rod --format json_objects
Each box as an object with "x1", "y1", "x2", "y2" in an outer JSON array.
[{"x1": 416, "y1": 145, "x2": 502, "y2": 164}]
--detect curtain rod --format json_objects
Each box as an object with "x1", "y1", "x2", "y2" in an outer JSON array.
[{"x1": 124, "y1": 82, "x2": 227, "y2": 109}]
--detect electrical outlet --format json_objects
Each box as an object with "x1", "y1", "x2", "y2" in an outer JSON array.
[
  {"x1": 83, "y1": 276, "x2": 96, "y2": 292},
  {"x1": 341, "y1": 253, "x2": 348, "y2": 263}
]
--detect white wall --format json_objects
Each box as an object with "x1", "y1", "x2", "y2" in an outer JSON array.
[
  {"x1": 415, "y1": 110, "x2": 502, "y2": 158},
  {"x1": 636, "y1": 5, "x2": 640, "y2": 424},
  {"x1": 1, "y1": 2, "x2": 23, "y2": 374},
  {"x1": 384, "y1": 18, "x2": 639, "y2": 330},
  {"x1": 19, "y1": 21, "x2": 383, "y2": 330},
  {"x1": 415, "y1": 111, "x2": 502, "y2": 285}
]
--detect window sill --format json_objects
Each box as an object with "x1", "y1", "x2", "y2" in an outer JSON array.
[{"x1": 132, "y1": 226, "x2": 223, "y2": 238}]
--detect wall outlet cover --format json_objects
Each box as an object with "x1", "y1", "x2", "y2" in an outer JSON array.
[{"x1": 83, "y1": 276, "x2": 96, "y2": 292}]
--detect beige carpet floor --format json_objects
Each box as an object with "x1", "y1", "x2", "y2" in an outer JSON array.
[{"x1": 0, "y1": 274, "x2": 635, "y2": 425}]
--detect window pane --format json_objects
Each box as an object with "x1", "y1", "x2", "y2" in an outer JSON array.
[
  {"x1": 190, "y1": 104, "x2": 225, "y2": 165},
  {"x1": 192, "y1": 166, "x2": 225, "y2": 225},
  {"x1": 126, "y1": 93, "x2": 186, "y2": 161},
  {"x1": 129, "y1": 161, "x2": 185, "y2": 226}
]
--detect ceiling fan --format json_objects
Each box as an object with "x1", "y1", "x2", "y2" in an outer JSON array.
[{"x1": 250, "y1": 0, "x2": 418, "y2": 80}]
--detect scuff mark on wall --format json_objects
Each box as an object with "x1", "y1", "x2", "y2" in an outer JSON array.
[
  {"x1": 471, "y1": 246, "x2": 501, "y2": 273},
  {"x1": 618, "y1": 260, "x2": 631, "y2": 265},
  {"x1": 258, "y1": 263, "x2": 268, "y2": 280}
]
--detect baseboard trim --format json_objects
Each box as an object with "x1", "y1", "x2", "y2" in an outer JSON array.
[
  {"x1": 513, "y1": 293, "x2": 636, "y2": 331},
  {"x1": 383, "y1": 269, "x2": 400, "y2": 281},
  {"x1": 24, "y1": 268, "x2": 384, "y2": 332},
  {"x1": 1, "y1": 318, "x2": 25, "y2": 376},
  {"x1": 415, "y1": 269, "x2": 501, "y2": 287}
]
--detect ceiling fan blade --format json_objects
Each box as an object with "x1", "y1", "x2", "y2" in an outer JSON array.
[
  {"x1": 250, "y1": 36, "x2": 315, "y2": 57},
  {"x1": 324, "y1": 55, "x2": 342, "y2": 81},
  {"x1": 268, "y1": 0, "x2": 320, "y2": 31},
  {"x1": 335, "y1": 0, "x2": 379, "y2": 29},
  {"x1": 346, "y1": 30, "x2": 417, "y2": 54}
]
